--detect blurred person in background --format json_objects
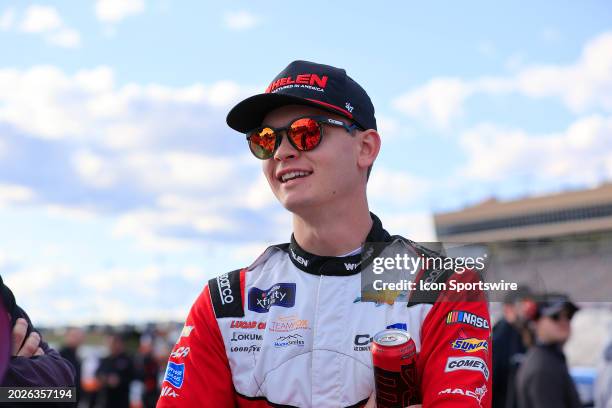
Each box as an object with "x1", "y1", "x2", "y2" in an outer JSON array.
[
  {"x1": 515, "y1": 293, "x2": 581, "y2": 408},
  {"x1": 0, "y1": 275, "x2": 75, "y2": 392},
  {"x1": 0, "y1": 287, "x2": 9, "y2": 383},
  {"x1": 60, "y1": 327, "x2": 85, "y2": 402},
  {"x1": 492, "y1": 286, "x2": 536, "y2": 408},
  {"x1": 96, "y1": 333, "x2": 135, "y2": 408},
  {"x1": 595, "y1": 319, "x2": 612, "y2": 408},
  {"x1": 135, "y1": 334, "x2": 160, "y2": 408}
]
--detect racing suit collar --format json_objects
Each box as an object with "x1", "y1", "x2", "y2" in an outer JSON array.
[{"x1": 287, "y1": 212, "x2": 391, "y2": 276}]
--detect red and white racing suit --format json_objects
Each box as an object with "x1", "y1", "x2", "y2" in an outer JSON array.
[{"x1": 158, "y1": 214, "x2": 492, "y2": 407}]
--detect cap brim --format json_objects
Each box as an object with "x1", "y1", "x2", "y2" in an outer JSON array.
[
  {"x1": 226, "y1": 93, "x2": 351, "y2": 133},
  {"x1": 541, "y1": 301, "x2": 580, "y2": 317}
]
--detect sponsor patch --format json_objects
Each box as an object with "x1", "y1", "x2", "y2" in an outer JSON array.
[
  {"x1": 160, "y1": 386, "x2": 179, "y2": 398},
  {"x1": 269, "y1": 315, "x2": 309, "y2": 332},
  {"x1": 230, "y1": 320, "x2": 266, "y2": 330},
  {"x1": 230, "y1": 344, "x2": 261, "y2": 353},
  {"x1": 274, "y1": 334, "x2": 305, "y2": 348},
  {"x1": 444, "y1": 356, "x2": 490, "y2": 380},
  {"x1": 163, "y1": 362, "x2": 185, "y2": 388},
  {"x1": 248, "y1": 283, "x2": 296, "y2": 313},
  {"x1": 230, "y1": 332, "x2": 263, "y2": 342},
  {"x1": 208, "y1": 269, "x2": 244, "y2": 318},
  {"x1": 439, "y1": 384, "x2": 487, "y2": 404},
  {"x1": 180, "y1": 325, "x2": 194, "y2": 338},
  {"x1": 446, "y1": 311, "x2": 490, "y2": 329},
  {"x1": 354, "y1": 334, "x2": 372, "y2": 351},
  {"x1": 451, "y1": 337, "x2": 488, "y2": 353},
  {"x1": 386, "y1": 322, "x2": 407, "y2": 331},
  {"x1": 170, "y1": 346, "x2": 190, "y2": 359}
]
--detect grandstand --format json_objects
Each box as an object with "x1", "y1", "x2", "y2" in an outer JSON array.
[{"x1": 433, "y1": 183, "x2": 612, "y2": 376}]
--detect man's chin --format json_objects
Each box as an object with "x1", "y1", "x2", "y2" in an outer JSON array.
[{"x1": 280, "y1": 195, "x2": 319, "y2": 214}]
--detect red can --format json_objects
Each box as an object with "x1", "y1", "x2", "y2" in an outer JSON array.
[{"x1": 371, "y1": 329, "x2": 420, "y2": 408}]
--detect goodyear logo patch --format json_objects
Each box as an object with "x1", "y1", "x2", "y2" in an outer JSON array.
[{"x1": 451, "y1": 337, "x2": 488, "y2": 353}]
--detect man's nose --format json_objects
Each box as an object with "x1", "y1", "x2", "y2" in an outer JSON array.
[{"x1": 274, "y1": 132, "x2": 299, "y2": 161}]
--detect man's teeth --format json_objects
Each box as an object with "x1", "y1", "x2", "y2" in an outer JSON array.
[{"x1": 281, "y1": 171, "x2": 311, "y2": 182}]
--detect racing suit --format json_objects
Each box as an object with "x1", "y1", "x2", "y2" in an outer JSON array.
[{"x1": 157, "y1": 213, "x2": 492, "y2": 407}]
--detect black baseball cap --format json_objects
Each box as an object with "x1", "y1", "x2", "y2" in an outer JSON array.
[
  {"x1": 226, "y1": 60, "x2": 377, "y2": 133},
  {"x1": 535, "y1": 293, "x2": 579, "y2": 319}
]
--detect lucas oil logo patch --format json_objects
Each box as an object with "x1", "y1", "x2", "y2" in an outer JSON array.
[{"x1": 248, "y1": 283, "x2": 296, "y2": 313}]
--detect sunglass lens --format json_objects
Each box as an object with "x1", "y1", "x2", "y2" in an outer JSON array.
[
  {"x1": 249, "y1": 127, "x2": 276, "y2": 159},
  {"x1": 288, "y1": 118, "x2": 321, "y2": 151}
]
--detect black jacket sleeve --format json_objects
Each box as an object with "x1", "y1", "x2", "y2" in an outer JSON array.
[{"x1": 0, "y1": 276, "x2": 76, "y2": 387}]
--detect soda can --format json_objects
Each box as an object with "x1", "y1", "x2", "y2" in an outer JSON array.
[{"x1": 371, "y1": 329, "x2": 420, "y2": 408}]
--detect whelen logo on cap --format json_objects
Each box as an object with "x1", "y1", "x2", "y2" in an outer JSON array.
[{"x1": 265, "y1": 74, "x2": 329, "y2": 93}]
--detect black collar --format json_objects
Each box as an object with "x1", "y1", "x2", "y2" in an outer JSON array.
[{"x1": 280, "y1": 212, "x2": 392, "y2": 276}]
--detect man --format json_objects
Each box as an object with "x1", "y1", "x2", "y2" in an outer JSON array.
[
  {"x1": 135, "y1": 334, "x2": 161, "y2": 408},
  {"x1": 0, "y1": 288, "x2": 8, "y2": 382},
  {"x1": 157, "y1": 61, "x2": 492, "y2": 407},
  {"x1": 96, "y1": 333, "x2": 135, "y2": 408},
  {"x1": 0, "y1": 275, "x2": 76, "y2": 406},
  {"x1": 492, "y1": 286, "x2": 535, "y2": 408},
  {"x1": 515, "y1": 293, "x2": 581, "y2": 408},
  {"x1": 59, "y1": 327, "x2": 85, "y2": 401}
]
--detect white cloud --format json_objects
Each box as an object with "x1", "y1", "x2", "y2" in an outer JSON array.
[
  {"x1": 393, "y1": 78, "x2": 472, "y2": 129},
  {"x1": 0, "y1": 183, "x2": 35, "y2": 207},
  {"x1": 72, "y1": 150, "x2": 117, "y2": 188},
  {"x1": 393, "y1": 31, "x2": 612, "y2": 127},
  {"x1": 0, "y1": 64, "x2": 271, "y2": 252},
  {"x1": 376, "y1": 114, "x2": 401, "y2": 140},
  {"x1": 95, "y1": 0, "x2": 145, "y2": 23},
  {"x1": 224, "y1": 10, "x2": 260, "y2": 30},
  {"x1": 44, "y1": 204, "x2": 98, "y2": 221},
  {"x1": 47, "y1": 27, "x2": 81, "y2": 48},
  {"x1": 459, "y1": 115, "x2": 612, "y2": 186},
  {"x1": 0, "y1": 66, "x2": 247, "y2": 143},
  {"x1": 5, "y1": 5, "x2": 81, "y2": 48},
  {"x1": 0, "y1": 137, "x2": 6, "y2": 158},
  {"x1": 368, "y1": 167, "x2": 430, "y2": 206},
  {"x1": 382, "y1": 211, "x2": 436, "y2": 242},
  {"x1": 0, "y1": 8, "x2": 15, "y2": 31},
  {"x1": 19, "y1": 5, "x2": 62, "y2": 33}
]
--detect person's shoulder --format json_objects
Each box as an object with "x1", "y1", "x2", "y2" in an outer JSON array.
[{"x1": 521, "y1": 346, "x2": 564, "y2": 374}]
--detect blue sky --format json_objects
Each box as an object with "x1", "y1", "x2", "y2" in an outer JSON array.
[{"x1": 0, "y1": 0, "x2": 611, "y2": 325}]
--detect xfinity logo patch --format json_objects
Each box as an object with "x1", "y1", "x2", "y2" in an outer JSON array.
[
  {"x1": 216, "y1": 273, "x2": 234, "y2": 305},
  {"x1": 248, "y1": 283, "x2": 296, "y2": 313}
]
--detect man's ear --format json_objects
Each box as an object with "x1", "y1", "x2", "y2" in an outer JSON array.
[{"x1": 357, "y1": 129, "x2": 381, "y2": 170}]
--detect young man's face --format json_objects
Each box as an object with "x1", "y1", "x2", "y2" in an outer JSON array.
[{"x1": 261, "y1": 105, "x2": 364, "y2": 212}]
